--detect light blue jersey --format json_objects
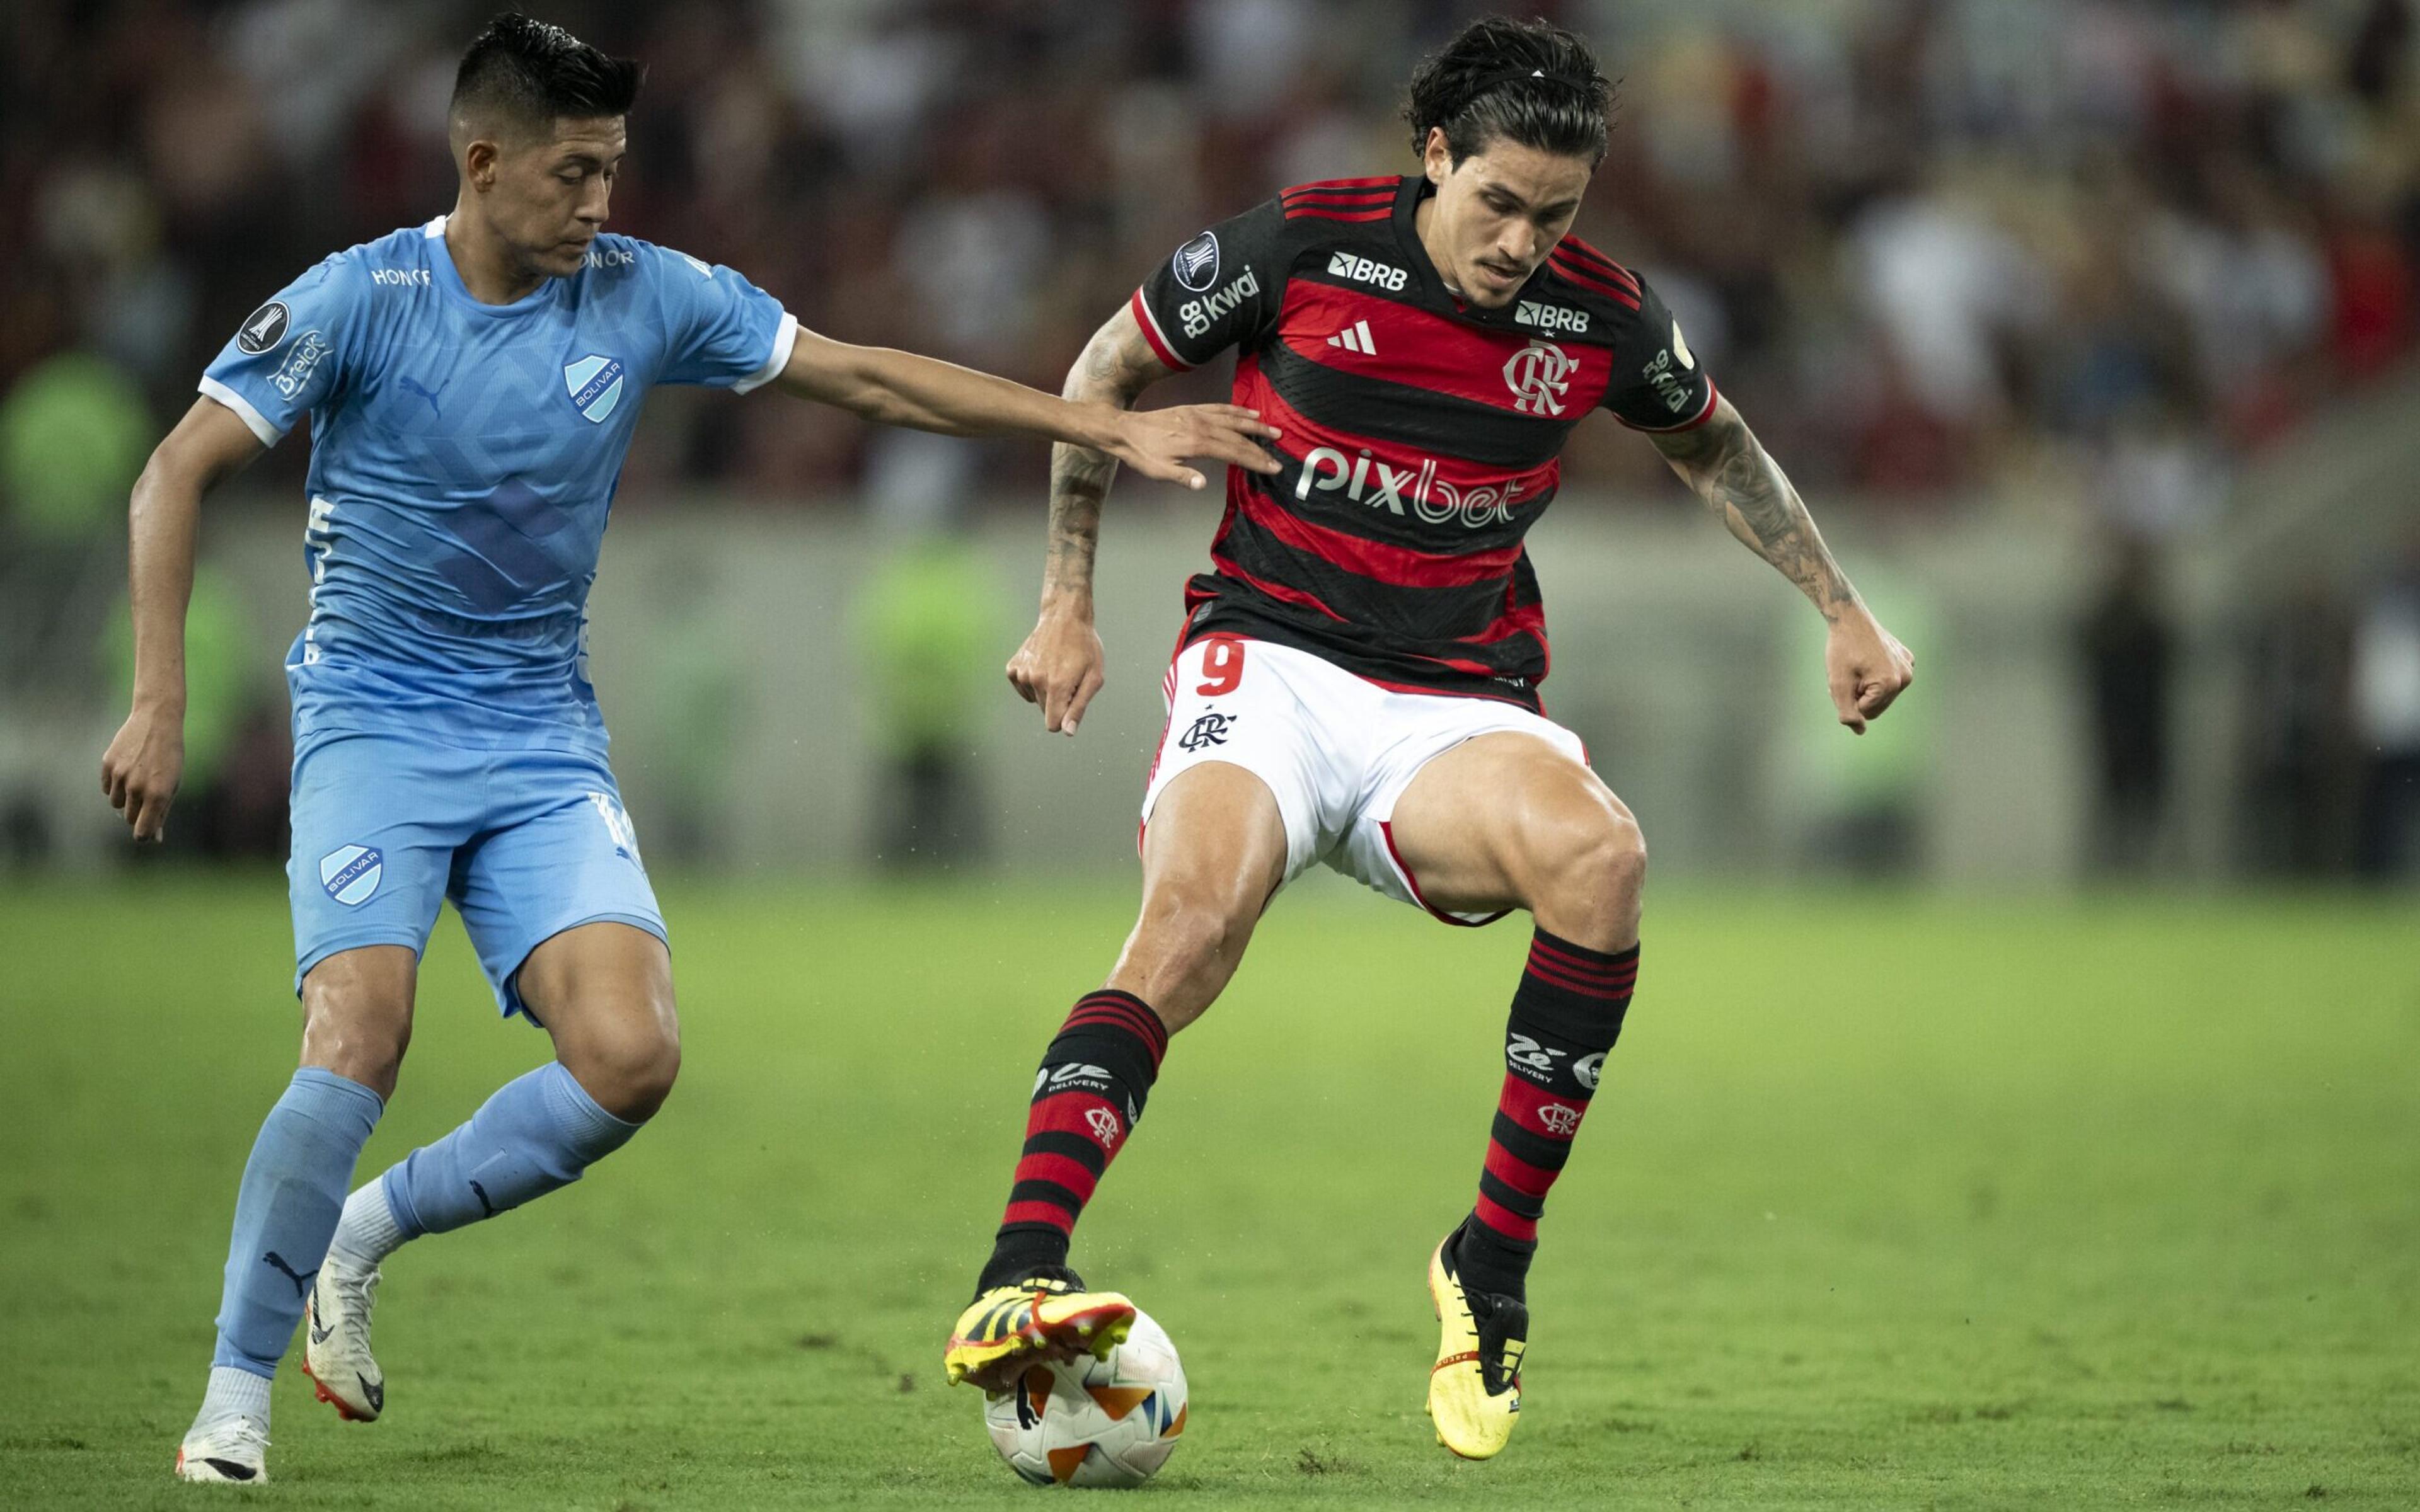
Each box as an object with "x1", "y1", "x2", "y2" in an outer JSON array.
[
  {"x1": 200, "y1": 217, "x2": 795, "y2": 1010},
  {"x1": 202, "y1": 216, "x2": 795, "y2": 752}
]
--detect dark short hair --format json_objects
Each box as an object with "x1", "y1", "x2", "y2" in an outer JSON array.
[
  {"x1": 1403, "y1": 16, "x2": 1614, "y2": 168},
  {"x1": 451, "y1": 13, "x2": 641, "y2": 139}
]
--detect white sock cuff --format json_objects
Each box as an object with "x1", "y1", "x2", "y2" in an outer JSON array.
[
  {"x1": 329, "y1": 1179, "x2": 408, "y2": 1267},
  {"x1": 202, "y1": 1365, "x2": 271, "y2": 1425}
]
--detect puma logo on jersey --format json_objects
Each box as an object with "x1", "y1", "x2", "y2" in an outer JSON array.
[
  {"x1": 1177, "y1": 266, "x2": 1260, "y2": 339},
  {"x1": 1516, "y1": 299, "x2": 1589, "y2": 334},
  {"x1": 1327, "y1": 251, "x2": 1407, "y2": 290}
]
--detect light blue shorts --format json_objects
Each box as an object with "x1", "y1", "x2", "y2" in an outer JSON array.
[{"x1": 287, "y1": 731, "x2": 665, "y2": 1017}]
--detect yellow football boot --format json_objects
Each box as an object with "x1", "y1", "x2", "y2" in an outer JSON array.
[
  {"x1": 1426, "y1": 1231, "x2": 1528, "y2": 1459},
  {"x1": 944, "y1": 1269, "x2": 1136, "y2": 1392}
]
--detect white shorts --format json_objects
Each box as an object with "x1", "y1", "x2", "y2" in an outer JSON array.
[{"x1": 1140, "y1": 635, "x2": 1589, "y2": 925}]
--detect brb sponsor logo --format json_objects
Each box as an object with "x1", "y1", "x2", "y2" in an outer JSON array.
[
  {"x1": 320, "y1": 844, "x2": 383, "y2": 906},
  {"x1": 1178, "y1": 266, "x2": 1259, "y2": 339},
  {"x1": 271, "y1": 331, "x2": 332, "y2": 399},
  {"x1": 1327, "y1": 250, "x2": 1407, "y2": 290},
  {"x1": 1516, "y1": 299, "x2": 1589, "y2": 335},
  {"x1": 1504, "y1": 339, "x2": 1578, "y2": 416},
  {"x1": 1294, "y1": 445, "x2": 1535, "y2": 529}
]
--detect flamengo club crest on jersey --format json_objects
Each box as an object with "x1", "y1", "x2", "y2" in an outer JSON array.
[
  {"x1": 563, "y1": 353, "x2": 626, "y2": 424},
  {"x1": 1504, "y1": 339, "x2": 1578, "y2": 416},
  {"x1": 320, "y1": 845, "x2": 383, "y2": 906}
]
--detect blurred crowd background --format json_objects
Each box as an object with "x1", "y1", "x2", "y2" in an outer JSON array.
[{"x1": 1, "y1": 0, "x2": 2416, "y2": 884}]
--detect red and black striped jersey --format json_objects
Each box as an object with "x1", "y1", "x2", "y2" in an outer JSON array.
[{"x1": 1132, "y1": 174, "x2": 1717, "y2": 710}]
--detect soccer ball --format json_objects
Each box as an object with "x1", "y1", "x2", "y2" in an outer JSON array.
[{"x1": 982, "y1": 1307, "x2": 1188, "y2": 1487}]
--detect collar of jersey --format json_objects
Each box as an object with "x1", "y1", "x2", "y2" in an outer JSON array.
[
  {"x1": 1390, "y1": 177, "x2": 1542, "y2": 332},
  {"x1": 422, "y1": 215, "x2": 564, "y2": 319}
]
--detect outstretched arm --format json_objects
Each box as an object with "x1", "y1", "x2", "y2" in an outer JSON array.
[
  {"x1": 100, "y1": 397, "x2": 267, "y2": 840},
  {"x1": 772, "y1": 326, "x2": 1275, "y2": 493},
  {"x1": 1005, "y1": 304, "x2": 1194, "y2": 736},
  {"x1": 1651, "y1": 395, "x2": 1913, "y2": 732}
]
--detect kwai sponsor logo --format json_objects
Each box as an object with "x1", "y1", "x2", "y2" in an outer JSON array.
[{"x1": 1177, "y1": 266, "x2": 1259, "y2": 339}]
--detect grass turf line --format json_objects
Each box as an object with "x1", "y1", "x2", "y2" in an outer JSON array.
[{"x1": 0, "y1": 877, "x2": 2414, "y2": 1508}]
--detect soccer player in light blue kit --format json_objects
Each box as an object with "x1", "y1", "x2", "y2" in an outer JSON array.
[{"x1": 98, "y1": 16, "x2": 1281, "y2": 1485}]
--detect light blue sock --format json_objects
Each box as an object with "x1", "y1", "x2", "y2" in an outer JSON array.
[
  {"x1": 380, "y1": 1062, "x2": 638, "y2": 1240},
  {"x1": 210, "y1": 1068, "x2": 384, "y2": 1377}
]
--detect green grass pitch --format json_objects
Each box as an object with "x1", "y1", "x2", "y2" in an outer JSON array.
[{"x1": 1, "y1": 876, "x2": 2414, "y2": 1508}]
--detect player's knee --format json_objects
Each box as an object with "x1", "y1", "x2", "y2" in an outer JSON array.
[
  {"x1": 565, "y1": 1005, "x2": 681, "y2": 1123},
  {"x1": 1526, "y1": 806, "x2": 1647, "y2": 934},
  {"x1": 299, "y1": 988, "x2": 413, "y2": 1101},
  {"x1": 1129, "y1": 892, "x2": 1253, "y2": 1000}
]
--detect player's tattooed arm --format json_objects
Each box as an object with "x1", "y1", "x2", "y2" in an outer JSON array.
[
  {"x1": 1650, "y1": 396, "x2": 1858, "y2": 621},
  {"x1": 1042, "y1": 309, "x2": 1172, "y2": 601},
  {"x1": 100, "y1": 397, "x2": 267, "y2": 840},
  {"x1": 1649, "y1": 395, "x2": 1915, "y2": 732},
  {"x1": 1008, "y1": 305, "x2": 1182, "y2": 736}
]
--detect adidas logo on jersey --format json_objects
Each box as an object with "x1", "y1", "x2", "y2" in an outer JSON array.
[
  {"x1": 1327, "y1": 251, "x2": 1407, "y2": 290},
  {"x1": 1326, "y1": 320, "x2": 1376, "y2": 355}
]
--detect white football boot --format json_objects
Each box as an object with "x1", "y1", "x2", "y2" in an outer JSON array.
[
  {"x1": 175, "y1": 1417, "x2": 269, "y2": 1484},
  {"x1": 301, "y1": 1252, "x2": 384, "y2": 1423}
]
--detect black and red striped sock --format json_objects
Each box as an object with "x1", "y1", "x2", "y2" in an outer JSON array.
[
  {"x1": 1455, "y1": 929, "x2": 1639, "y2": 1300},
  {"x1": 977, "y1": 990, "x2": 1170, "y2": 1291}
]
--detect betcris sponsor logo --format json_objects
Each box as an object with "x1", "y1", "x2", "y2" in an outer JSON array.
[
  {"x1": 1293, "y1": 444, "x2": 1535, "y2": 529},
  {"x1": 1178, "y1": 266, "x2": 1259, "y2": 339},
  {"x1": 1516, "y1": 299, "x2": 1589, "y2": 335},
  {"x1": 270, "y1": 331, "x2": 333, "y2": 399},
  {"x1": 1326, "y1": 250, "x2": 1406, "y2": 291}
]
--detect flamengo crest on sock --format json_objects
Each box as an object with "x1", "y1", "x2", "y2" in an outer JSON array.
[
  {"x1": 982, "y1": 990, "x2": 1168, "y2": 1288},
  {"x1": 1465, "y1": 931, "x2": 1638, "y2": 1291}
]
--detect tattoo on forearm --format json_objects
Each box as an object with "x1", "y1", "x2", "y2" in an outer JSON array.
[
  {"x1": 1043, "y1": 317, "x2": 1160, "y2": 598},
  {"x1": 1657, "y1": 408, "x2": 1856, "y2": 621}
]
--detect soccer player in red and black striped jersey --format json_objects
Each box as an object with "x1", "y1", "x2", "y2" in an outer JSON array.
[{"x1": 943, "y1": 16, "x2": 1913, "y2": 1459}]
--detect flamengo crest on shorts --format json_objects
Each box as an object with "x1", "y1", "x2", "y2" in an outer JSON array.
[
  {"x1": 563, "y1": 354, "x2": 626, "y2": 424},
  {"x1": 320, "y1": 844, "x2": 383, "y2": 905}
]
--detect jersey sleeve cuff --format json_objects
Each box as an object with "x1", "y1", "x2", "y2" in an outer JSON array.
[
  {"x1": 1129, "y1": 290, "x2": 1194, "y2": 372},
  {"x1": 1616, "y1": 380, "x2": 1719, "y2": 433},
  {"x1": 732, "y1": 311, "x2": 800, "y2": 394},
  {"x1": 197, "y1": 377, "x2": 285, "y2": 446}
]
